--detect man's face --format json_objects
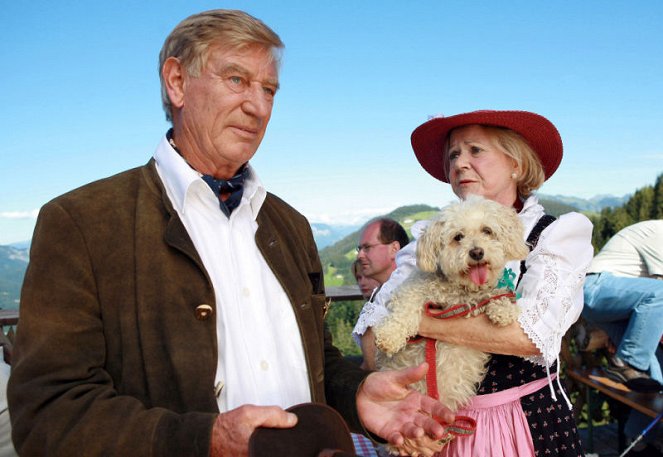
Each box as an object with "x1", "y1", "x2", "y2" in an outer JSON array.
[
  {"x1": 357, "y1": 222, "x2": 398, "y2": 284},
  {"x1": 170, "y1": 44, "x2": 279, "y2": 178}
]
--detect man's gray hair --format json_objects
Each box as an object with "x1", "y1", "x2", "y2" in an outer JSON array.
[{"x1": 158, "y1": 9, "x2": 284, "y2": 122}]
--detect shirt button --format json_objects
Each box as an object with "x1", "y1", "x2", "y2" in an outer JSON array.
[
  {"x1": 195, "y1": 304, "x2": 214, "y2": 321},
  {"x1": 242, "y1": 288, "x2": 250, "y2": 297},
  {"x1": 260, "y1": 360, "x2": 269, "y2": 371}
]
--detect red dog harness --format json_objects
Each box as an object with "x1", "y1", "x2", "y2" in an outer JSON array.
[{"x1": 417, "y1": 292, "x2": 517, "y2": 440}]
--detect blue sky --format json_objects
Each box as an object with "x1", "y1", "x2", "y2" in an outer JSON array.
[{"x1": 2, "y1": 1, "x2": 662, "y2": 244}]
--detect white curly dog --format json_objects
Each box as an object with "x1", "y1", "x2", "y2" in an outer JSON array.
[{"x1": 374, "y1": 195, "x2": 530, "y2": 416}]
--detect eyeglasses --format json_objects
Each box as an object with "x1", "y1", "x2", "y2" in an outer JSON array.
[{"x1": 356, "y1": 242, "x2": 388, "y2": 254}]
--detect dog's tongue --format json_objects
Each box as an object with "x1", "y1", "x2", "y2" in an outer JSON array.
[{"x1": 469, "y1": 264, "x2": 488, "y2": 286}]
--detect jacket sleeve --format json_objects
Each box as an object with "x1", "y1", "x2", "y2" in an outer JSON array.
[
  {"x1": 313, "y1": 244, "x2": 369, "y2": 433},
  {"x1": 260, "y1": 195, "x2": 369, "y2": 432},
  {"x1": 8, "y1": 201, "x2": 216, "y2": 457}
]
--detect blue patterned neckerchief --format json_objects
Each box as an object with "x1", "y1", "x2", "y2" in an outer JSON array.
[
  {"x1": 166, "y1": 129, "x2": 248, "y2": 218},
  {"x1": 200, "y1": 168, "x2": 249, "y2": 218}
]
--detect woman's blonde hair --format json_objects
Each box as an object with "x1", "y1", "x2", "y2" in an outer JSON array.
[{"x1": 159, "y1": 9, "x2": 284, "y2": 121}]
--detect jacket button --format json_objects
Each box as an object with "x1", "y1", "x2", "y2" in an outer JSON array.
[{"x1": 195, "y1": 304, "x2": 214, "y2": 321}]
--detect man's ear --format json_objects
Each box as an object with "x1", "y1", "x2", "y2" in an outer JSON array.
[
  {"x1": 162, "y1": 57, "x2": 186, "y2": 110},
  {"x1": 388, "y1": 241, "x2": 399, "y2": 260}
]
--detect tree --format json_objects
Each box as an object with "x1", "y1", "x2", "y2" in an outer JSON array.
[{"x1": 589, "y1": 173, "x2": 662, "y2": 251}]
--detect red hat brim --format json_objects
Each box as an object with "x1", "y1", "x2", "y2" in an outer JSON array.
[{"x1": 410, "y1": 110, "x2": 563, "y2": 183}]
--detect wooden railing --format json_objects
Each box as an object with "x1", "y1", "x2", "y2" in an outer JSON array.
[
  {"x1": 325, "y1": 285, "x2": 364, "y2": 303},
  {"x1": 0, "y1": 287, "x2": 362, "y2": 336},
  {"x1": 0, "y1": 286, "x2": 361, "y2": 330},
  {"x1": 0, "y1": 287, "x2": 364, "y2": 366},
  {"x1": 0, "y1": 309, "x2": 17, "y2": 364},
  {"x1": 0, "y1": 309, "x2": 18, "y2": 327}
]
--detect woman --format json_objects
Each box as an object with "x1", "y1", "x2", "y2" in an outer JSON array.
[
  {"x1": 353, "y1": 110, "x2": 593, "y2": 456},
  {"x1": 352, "y1": 259, "x2": 382, "y2": 301}
]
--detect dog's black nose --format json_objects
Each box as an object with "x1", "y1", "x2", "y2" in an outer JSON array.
[{"x1": 469, "y1": 247, "x2": 484, "y2": 261}]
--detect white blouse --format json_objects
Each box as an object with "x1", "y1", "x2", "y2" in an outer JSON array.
[{"x1": 352, "y1": 195, "x2": 594, "y2": 368}]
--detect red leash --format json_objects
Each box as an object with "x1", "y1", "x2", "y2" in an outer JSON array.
[
  {"x1": 424, "y1": 292, "x2": 516, "y2": 320},
  {"x1": 420, "y1": 292, "x2": 516, "y2": 441}
]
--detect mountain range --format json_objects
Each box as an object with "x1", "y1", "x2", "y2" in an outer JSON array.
[
  {"x1": 537, "y1": 193, "x2": 629, "y2": 213},
  {"x1": 311, "y1": 223, "x2": 362, "y2": 249},
  {"x1": 0, "y1": 193, "x2": 629, "y2": 310}
]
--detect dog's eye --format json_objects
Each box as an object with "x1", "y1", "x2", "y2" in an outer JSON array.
[
  {"x1": 453, "y1": 233, "x2": 464, "y2": 242},
  {"x1": 482, "y1": 227, "x2": 493, "y2": 236}
]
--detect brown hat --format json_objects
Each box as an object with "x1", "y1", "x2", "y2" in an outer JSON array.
[
  {"x1": 249, "y1": 402, "x2": 357, "y2": 457},
  {"x1": 410, "y1": 110, "x2": 563, "y2": 183}
]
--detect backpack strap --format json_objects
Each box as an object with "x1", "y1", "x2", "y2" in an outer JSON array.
[{"x1": 518, "y1": 214, "x2": 557, "y2": 287}]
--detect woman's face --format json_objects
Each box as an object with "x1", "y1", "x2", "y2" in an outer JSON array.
[
  {"x1": 447, "y1": 125, "x2": 519, "y2": 207},
  {"x1": 354, "y1": 272, "x2": 380, "y2": 300}
]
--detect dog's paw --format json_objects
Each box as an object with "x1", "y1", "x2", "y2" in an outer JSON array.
[
  {"x1": 374, "y1": 319, "x2": 414, "y2": 355},
  {"x1": 374, "y1": 328, "x2": 407, "y2": 355},
  {"x1": 485, "y1": 298, "x2": 520, "y2": 326}
]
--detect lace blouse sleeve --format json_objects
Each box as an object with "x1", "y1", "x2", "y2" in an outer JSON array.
[
  {"x1": 517, "y1": 212, "x2": 593, "y2": 366},
  {"x1": 351, "y1": 237, "x2": 420, "y2": 347}
]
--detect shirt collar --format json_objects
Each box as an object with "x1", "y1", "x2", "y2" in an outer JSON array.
[
  {"x1": 519, "y1": 194, "x2": 546, "y2": 234},
  {"x1": 153, "y1": 134, "x2": 266, "y2": 219}
]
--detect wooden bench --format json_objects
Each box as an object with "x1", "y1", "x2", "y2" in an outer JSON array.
[{"x1": 566, "y1": 367, "x2": 663, "y2": 452}]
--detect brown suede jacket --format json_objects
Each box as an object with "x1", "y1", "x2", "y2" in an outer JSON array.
[{"x1": 8, "y1": 160, "x2": 368, "y2": 456}]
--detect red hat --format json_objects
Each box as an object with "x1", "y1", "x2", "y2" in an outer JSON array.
[{"x1": 410, "y1": 110, "x2": 563, "y2": 183}]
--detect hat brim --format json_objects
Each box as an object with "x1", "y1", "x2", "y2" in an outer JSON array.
[
  {"x1": 410, "y1": 110, "x2": 563, "y2": 183},
  {"x1": 248, "y1": 402, "x2": 356, "y2": 457}
]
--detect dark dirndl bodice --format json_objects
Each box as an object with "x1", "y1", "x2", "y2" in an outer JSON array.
[{"x1": 477, "y1": 354, "x2": 585, "y2": 456}]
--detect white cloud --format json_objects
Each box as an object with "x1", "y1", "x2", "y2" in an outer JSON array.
[
  {"x1": 307, "y1": 207, "x2": 393, "y2": 226},
  {"x1": 0, "y1": 209, "x2": 40, "y2": 220},
  {"x1": 311, "y1": 226, "x2": 331, "y2": 237}
]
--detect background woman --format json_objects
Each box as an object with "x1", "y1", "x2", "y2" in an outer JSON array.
[{"x1": 354, "y1": 110, "x2": 593, "y2": 456}]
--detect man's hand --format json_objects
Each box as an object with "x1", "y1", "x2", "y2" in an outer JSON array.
[
  {"x1": 210, "y1": 405, "x2": 297, "y2": 457},
  {"x1": 356, "y1": 363, "x2": 455, "y2": 455}
]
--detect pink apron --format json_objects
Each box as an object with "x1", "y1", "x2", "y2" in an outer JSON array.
[{"x1": 439, "y1": 376, "x2": 553, "y2": 457}]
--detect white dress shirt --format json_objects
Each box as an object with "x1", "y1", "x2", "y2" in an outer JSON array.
[{"x1": 154, "y1": 136, "x2": 311, "y2": 411}]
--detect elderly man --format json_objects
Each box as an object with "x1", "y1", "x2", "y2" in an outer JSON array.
[
  {"x1": 357, "y1": 218, "x2": 410, "y2": 286},
  {"x1": 8, "y1": 9, "x2": 452, "y2": 457}
]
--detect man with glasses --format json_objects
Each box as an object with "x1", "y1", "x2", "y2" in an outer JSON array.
[
  {"x1": 354, "y1": 218, "x2": 409, "y2": 370},
  {"x1": 356, "y1": 218, "x2": 410, "y2": 286}
]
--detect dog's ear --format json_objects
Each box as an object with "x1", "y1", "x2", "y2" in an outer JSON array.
[{"x1": 416, "y1": 220, "x2": 445, "y2": 273}]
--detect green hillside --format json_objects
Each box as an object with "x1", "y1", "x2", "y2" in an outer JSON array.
[
  {"x1": 320, "y1": 204, "x2": 439, "y2": 288},
  {"x1": 537, "y1": 198, "x2": 579, "y2": 218}
]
